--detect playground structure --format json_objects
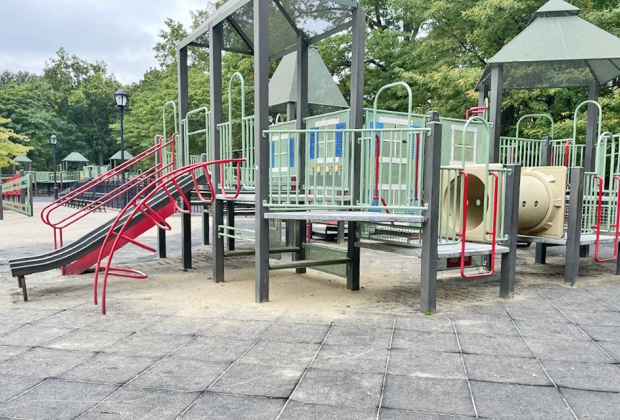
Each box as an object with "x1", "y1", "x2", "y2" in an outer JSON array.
[
  {"x1": 1, "y1": 171, "x2": 33, "y2": 219},
  {"x1": 6, "y1": 0, "x2": 620, "y2": 315}
]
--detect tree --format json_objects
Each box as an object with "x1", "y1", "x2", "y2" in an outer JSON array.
[{"x1": 0, "y1": 118, "x2": 31, "y2": 168}]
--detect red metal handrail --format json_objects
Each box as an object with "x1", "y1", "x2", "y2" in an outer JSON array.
[
  {"x1": 466, "y1": 106, "x2": 488, "y2": 120},
  {"x1": 93, "y1": 158, "x2": 244, "y2": 315},
  {"x1": 592, "y1": 175, "x2": 620, "y2": 262},
  {"x1": 456, "y1": 170, "x2": 499, "y2": 278},
  {"x1": 41, "y1": 134, "x2": 177, "y2": 249},
  {"x1": 564, "y1": 141, "x2": 572, "y2": 168}
]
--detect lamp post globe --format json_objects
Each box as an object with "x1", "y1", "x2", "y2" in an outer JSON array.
[
  {"x1": 50, "y1": 135, "x2": 58, "y2": 200},
  {"x1": 115, "y1": 89, "x2": 128, "y2": 206}
]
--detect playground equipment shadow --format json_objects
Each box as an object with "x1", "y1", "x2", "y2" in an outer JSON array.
[{"x1": 1, "y1": 200, "x2": 620, "y2": 418}]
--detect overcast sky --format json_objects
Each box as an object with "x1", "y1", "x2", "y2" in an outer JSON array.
[{"x1": 0, "y1": 0, "x2": 208, "y2": 84}]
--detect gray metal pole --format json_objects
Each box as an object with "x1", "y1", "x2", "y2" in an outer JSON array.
[
  {"x1": 346, "y1": 5, "x2": 365, "y2": 291},
  {"x1": 489, "y1": 64, "x2": 504, "y2": 163},
  {"x1": 177, "y1": 46, "x2": 192, "y2": 270},
  {"x1": 120, "y1": 107, "x2": 126, "y2": 199},
  {"x1": 420, "y1": 113, "x2": 442, "y2": 314},
  {"x1": 227, "y1": 200, "x2": 235, "y2": 251},
  {"x1": 286, "y1": 102, "x2": 296, "y2": 122},
  {"x1": 210, "y1": 22, "x2": 225, "y2": 284},
  {"x1": 565, "y1": 167, "x2": 585, "y2": 286},
  {"x1": 336, "y1": 222, "x2": 345, "y2": 244},
  {"x1": 53, "y1": 144, "x2": 58, "y2": 200},
  {"x1": 535, "y1": 136, "x2": 551, "y2": 264},
  {"x1": 294, "y1": 34, "x2": 309, "y2": 274},
  {"x1": 585, "y1": 80, "x2": 600, "y2": 173},
  {"x1": 155, "y1": 135, "x2": 166, "y2": 258},
  {"x1": 254, "y1": 0, "x2": 270, "y2": 302},
  {"x1": 500, "y1": 164, "x2": 521, "y2": 299}
]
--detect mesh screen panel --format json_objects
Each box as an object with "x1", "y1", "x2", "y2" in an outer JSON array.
[{"x1": 302, "y1": 243, "x2": 348, "y2": 278}]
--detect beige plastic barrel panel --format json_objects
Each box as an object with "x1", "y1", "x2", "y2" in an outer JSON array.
[{"x1": 518, "y1": 166, "x2": 566, "y2": 239}]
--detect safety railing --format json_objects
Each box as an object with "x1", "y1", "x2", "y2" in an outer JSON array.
[
  {"x1": 591, "y1": 174, "x2": 620, "y2": 262},
  {"x1": 515, "y1": 113, "x2": 554, "y2": 140},
  {"x1": 93, "y1": 157, "x2": 244, "y2": 315},
  {"x1": 499, "y1": 137, "x2": 544, "y2": 167},
  {"x1": 163, "y1": 101, "x2": 179, "y2": 167},
  {"x1": 551, "y1": 139, "x2": 585, "y2": 168},
  {"x1": 41, "y1": 134, "x2": 177, "y2": 249},
  {"x1": 184, "y1": 106, "x2": 211, "y2": 161},
  {"x1": 1, "y1": 173, "x2": 33, "y2": 217}
]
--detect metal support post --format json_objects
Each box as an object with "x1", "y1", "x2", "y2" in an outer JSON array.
[
  {"x1": 227, "y1": 200, "x2": 235, "y2": 251},
  {"x1": 210, "y1": 22, "x2": 225, "y2": 283},
  {"x1": 201, "y1": 153, "x2": 210, "y2": 246},
  {"x1": 295, "y1": 34, "x2": 309, "y2": 274},
  {"x1": 565, "y1": 167, "x2": 585, "y2": 286},
  {"x1": 346, "y1": 5, "x2": 365, "y2": 291},
  {"x1": 535, "y1": 136, "x2": 552, "y2": 263},
  {"x1": 286, "y1": 102, "x2": 296, "y2": 122},
  {"x1": 178, "y1": 47, "x2": 191, "y2": 270},
  {"x1": 489, "y1": 64, "x2": 504, "y2": 163},
  {"x1": 337, "y1": 221, "x2": 345, "y2": 244},
  {"x1": 420, "y1": 112, "x2": 442, "y2": 314},
  {"x1": 254, "y1": 0, "x2": 270, "y2": 301},
  {"x1": 478, "y1": 83, "x2": 489, "y2": 109},
  {"x1": 500, "y1": 164, "x2": 521, "y2": 299},
  {"x1": 155, "y1": 135, "x2": 166, "y2": 258}
]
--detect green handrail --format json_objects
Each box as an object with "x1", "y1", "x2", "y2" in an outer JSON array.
[
  {"x1": 516, "y1": 113, "x2": 554, "y2": 139},
  {"x1": 163, "y1": 101, "x2": 178, "y2": 141},
  {"x1": 372, "y1": 82, "x2": 413, "y2": 128},
  {"x1": 573, "y1": 100, "x2": 602, "y2": 143}
]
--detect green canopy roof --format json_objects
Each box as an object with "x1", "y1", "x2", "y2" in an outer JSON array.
[
  {"x1": 109, "y1": 151, "x2": 134, "y2": 160},
  {"x1": 62, "y1": 152, "x2": 89, "y2": 163},
  {"x1": 269, "y1": 49, "x2": 349, "y2": 115},
  {"x1": 476, "y1": 0, "x2": 620, "y2": 90},
  {"x1": 13, "y1": 155, "x2": 32, "y2": 163}
]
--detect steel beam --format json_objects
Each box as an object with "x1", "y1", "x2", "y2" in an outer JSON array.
[
  {"x1": 500, "y1": 164, "x2": 521, "y2": 299},
  {"x1": 489, "y1": 64, "x2": 504, "y2": 163},
  {"x1": 295, "y1": 35, "x2": 309, "y2": 274},
  {"x1": 420, "y1": 114, "x2": 442, "y2": 314},
  {"x1": 254, "y1": 0, "x2": 270, "y2": 302},
  {"x1": 565, "y1": 167, "x2": 585, "y2": 286},
  {"x1": 210, "y1": 22, "x2": 225, "y2": 283},
  {"x1": 177, "y1": 47, "x2": 192, "y2": 270}
]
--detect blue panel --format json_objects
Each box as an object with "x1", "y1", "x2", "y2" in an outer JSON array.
[
  {"x1": 370, "y1": 122, "x2": 384, "y2": 156},
  {"x1": 289, "y1": 137, "x2": 295, "y2": 167},
  {"x1": 309, "y1": 128, "x2": 318, "y2": 159},
  {"x1": 335, "y1": 122, "x2": 345, "y2": 157}
]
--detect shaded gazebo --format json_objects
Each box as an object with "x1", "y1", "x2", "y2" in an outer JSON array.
[
  {"x1": 269, "y1": 49, "x2": 349, "y2": 118},
  {"x1": 109, "y1": 150, "x2": 136, "y2": 171},
  {"x1": 13, "y1": 155, "x2": 32, "y2": 173},
  {"x1": 62, "y1": 152, "x2": 90, "y2": 171},
  {"x1": 476, "y1": 0, "x2": 620, "y2": 170}
]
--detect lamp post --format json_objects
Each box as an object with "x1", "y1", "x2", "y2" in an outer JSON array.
[
  {"x1": 50, "y1": 135, "x2": 58, "y2": 200},
  {"x1": 114, "y1": 88, "x2": 128, "y2": 206}
]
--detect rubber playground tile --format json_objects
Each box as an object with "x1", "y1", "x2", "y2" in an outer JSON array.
[
  {"x1": 323, "y1": 325, "x2": 393, "y2": 348},
  {"x1": 209, "y1": 362, "x2": 303, "y2": 398},
  {"x1": 0, "y1": 345, "x2": 30, "y2": 364},
  {"x1": 311, "y1": 344, "x2": 389, "y2": 374},
  {"x1": 291, "y1": 368, "x2": 384, "y2": 409},
  {"x1": 143, "y1": 315, "x2": 215, "y2": 335},
  {"x1": 172, "y1": 335, "x2": 255, "y2": 363},
  {"x1": 0, "y1": 374, "x2": 44, "y2": 403},
  {"x1": 463, "y1": 354, "x2": 551, "y2": 386},
  {"x1": 130, "y1": 356, "x2": 229, "y2": 391},
  {"x1": 334, "y1": 313, "x2": 395, "y2": 329},
  {"x1": 454, "y1": 318, "x2": 519, "y2": 336},
  {"x1": 0, "y1": 324, "x2": 75, "y2": 347},
  {"x1": 561, "y1": 387, "x2": 620, "y2": 420},
  {"x1": 525, "y1": 337, "x2": 612, "y2": 363},
  {"x1": 598, "y1": 341, "x2": 620, "y2": 363},
  {"x1": 60, "y1": 353, "x2": 160, "y2": 384},
  {"x1": 579, "y1": 324, "x2": 620, "y2": 343},
  {"x1": 46, "y1": 329, "x2": 132, "y2": 352},
  {"x1": 0, "y1": 347, "x2": 94, "y2": 378},
  {"x1": 260, "y1": 322, "x2": 330, "y2": 344},
  {"x1": 180, "y1": 392, "x2": 285, "y2": 420},
  {"x1": 104, "y1": 332, "x2": 192, "y2": 357},
  {"x1": 0, "y1": 308, "x2": 60, "y2": 325},
  {"x1": 394, "y1": 315, "x2": 454, "y2": 333},
  {"x1": 562, "y1": 310, "x2": 620, "y2": 326},
  {"x1": 32, "y1": 310, "x2": 101, "y2": 329},
  {"x1": 239, "y1": 340, "x2": 320, "y2": 368},
  {"x1": 200, "y1": 319, "x2": 273, "y2": 340},
  {"x1": 390, "y1": 331, "x2": 459, "y2": 353},
  {"x1": 280, "y1": 401, "x2": 377, "y2": 420},
  {"x1": 382, "y1": 375, "x2": 475, "y2": 417},
  {"x1": 224, "y1": 306, "x2": 286, "y2": 322},
  {"x1": 457, "y1": 333, "x2": 534, "y2": 359},
  {"x1": 84, "y1": 313, "x2": 164, "y2": 333},
  {"x1": 514, "y1": 319, "x2": 589, "y2": 341},
  {"x1": 379, "y1": 408, "x2": 475, "y2": 420},
  {"x1": 542, "y1": 360, "x2": 620, "y2": 392},
  {"x1": 387, "y1": 349, "x2": 464, "y2": 380}
]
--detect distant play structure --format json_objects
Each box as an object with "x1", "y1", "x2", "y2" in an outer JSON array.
[{"x1": 7, "y1": 0, "x2": 620, "y2": 314}]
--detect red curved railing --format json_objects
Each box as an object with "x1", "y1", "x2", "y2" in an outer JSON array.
[
  {"x1": 93, "y1": 157, "x2": 244, "y2": 315},
  {"x1": 41, "y1": 134, "x2": 177, "y2": 249},
  {"x1": 456, "y1": 170, "x2": 499, "y2": 278},
  {"x1": 466, "y1": 106, "x2": 488, "y2": 120},
  {"x1": 592, "y1": 175, "x2": 620, "y2": 262}
]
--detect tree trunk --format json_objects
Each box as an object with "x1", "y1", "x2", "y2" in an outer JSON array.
[{"x1": 99, "y1": 150, "x2": 103, "y2": 166}]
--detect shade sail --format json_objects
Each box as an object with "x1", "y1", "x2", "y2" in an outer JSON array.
[
  {"x1": 178, "y1": 0, "x2": 356, "y2": 61},
  {"x1": 269, "y1": 49, "x2": 349, "y2": 114},
  {"x1": 62, "y1": 152, "x2": 89, "y2": 163},
  {"x1": 476, "y1": 0, "x2": 620, "y2": 90},
  {"x1": 109, "y1": 151, "x2": 134, "y2": 160}
]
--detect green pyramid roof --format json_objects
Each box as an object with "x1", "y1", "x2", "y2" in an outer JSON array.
[
  {"x1": 109, "y1": 151, "x2": 134, "y2": 160},
  {"x1": 13, "y1": 155, "x2": 32, "y2": 163},
  {"x1": 62, "y1": 152, "x2": 89, "y2": 163}
]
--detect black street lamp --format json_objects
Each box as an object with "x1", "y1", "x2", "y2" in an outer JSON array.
[
  {"x1": 114, "y1": 88, "x2": 128, "y2": 206},
  {"x1": 50, "y1": 135, "x2": 58, "y2": 200}
]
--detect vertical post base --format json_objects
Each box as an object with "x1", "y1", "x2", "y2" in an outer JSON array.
[
  {"x1": 580, "y1": 245, "x2": 589, "y2": 258},
  {"x1": 202, "y1": 206, "x2": 210, "y2": 246},
  {"x1": 157, "y1": 228, "x2": 166, "y2": 259},
  {"x1": 337, "y1": 221, "x2": 345, "y2": 245},
  {"x1": 227, "y1": 200, "x2": 235, "y2": 251},
  {"x1": 181, "y1": 191, "x2": 192, "y2": 270},
  {"x1": 213, "y1": 199, "x2": 225, "y2": 283},
  {"x1": 17, "y1": 276, "x2": 28, "y2": 302},
  {"x1": 294, "y1": 219, "x2": 306, "y2": 274},
  {"x1": 535, "y1": 243, "x2": 547, "y2": 264},
  {"x1": 346, "y1": 221, "x2": 360, "y2": 291}
]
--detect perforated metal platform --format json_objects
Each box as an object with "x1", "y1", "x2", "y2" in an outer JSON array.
[{"x1": 264, "y1": 211, "x2": 425, "y2": 223}]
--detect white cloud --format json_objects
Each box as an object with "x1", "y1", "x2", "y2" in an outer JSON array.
[{"x1": 0, "y1": 0, "x2": 208, "y2": 84}]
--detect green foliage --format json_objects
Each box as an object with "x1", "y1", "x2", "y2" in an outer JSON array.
[{"x1": 0, "y1": 118, "x2": 31, "y2": 168}]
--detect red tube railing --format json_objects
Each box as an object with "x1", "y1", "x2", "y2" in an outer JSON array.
[
  {"x1": 93, "y1": 158, "x2": 244, "y2": 315},
  {"x1": 466, "y1": 106, "x2": 488, "y2": 120},
  {"x1": 41, "y1": 134, "x2": 178, "y2": 249},
  {"x1": 593, "y1": 175, "x2": 620, "y2": 262},
  {"x1": 457, "y1": 170, "x2": 499, "y2": 278}
]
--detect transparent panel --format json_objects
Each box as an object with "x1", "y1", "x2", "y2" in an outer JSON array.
[
  {"x1": 279, "y1": 0, "x2": 352, "y2": 39},
  {"x1": 223, "y1": 18, "x2": 253, "y2": 53}
]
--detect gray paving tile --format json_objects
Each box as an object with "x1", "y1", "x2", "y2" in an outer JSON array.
[
  {"x1": 81, "y1": 386, "x2": 198, "y2": 420},
  {"x1": 60, "y1": 353, "x2": 160, "y2": 384},
  {"x1": 312, "y1": 344, "x2": 388, "y2": 374},
  {"x1": 0, "y1": 347, "x2": 94, "y2": 377},
  {"x1": 391, "y1": 331, "x2": 459, "y2": 353},
  {"x1": 261, "y1": 322, "x2": 330, "y2": 344},
  {"x1": 0, "y1": 378, "x2": 118, "y2": 420},
  {"x1": 514, "y1": 319, "x2": 589, "y2": 341},
  {"x1": 0, "y1": 374, "x2": 43, "y2": 403},
  {"x1": 85, "y1": 313, "x2": 163, "y2": 333},
  {"x1": 463, "y1": 354, "x2": 551, "y2": 385},
  {"x1": 46, "y1": 329, "x2": 132, "y2": 352},
  {"x1": 104, "y1": 332, "x2": 192, "y2": 357},
  {"x1": 562, "y1": 310, "x2": 620, "y2": 326},
  {"x1": 0, "y1": 324, "x2": 75, "y2": 347},
  {"x1": 526, "y1": 337, "x2": 612, "y2": 363},
  {"x1": 387, "y1": 349, "x2": 464, "y2": 379},
  {"x1": 379, "y1": 408, "x2": 475, "y2": 419},
  {"x1": 280, "y1": 401, "x2": 376, "y2": 420},
  {"x1": 335, "y1": 313, "x2": 395, "y2": 329},
  {"x1": 292, "y1": 368, "x2": 383, "y2": 408},
  {"x1": 0, "y1": 308, "x2": 59, "y2": 325},
  {"x1": 382, "y1": 375, "x2": 474, "y2": 416},
  {"x1": 201, "y1": 319, "x2": 273, "y2": 340},
  {"x1": 225, "y1": 307, "x2": 285, "y2": 322},
  {"x1": 32, "y1": 310, "x2": 101, "y2": 329},
  {"x1": 542, "y1": 360, "x2": 620, "y2": 392},
  {"x1": 579, "y1": 324, "x2": 620, "y2": 343},
  {"x1": 279, "y1": 312, "x2": 334, "y2": 325},
  {"x1": 451, "y1": 305, "x2": 509, "y2": 320},
  {"x1": 210, "y1": 362, "x2": 302, "y2": 398},
  {"x1": 143, "y1": 315, "x2": 214, "y2": 335},
  {"x1": 561, "y1": 387, "x2": 620, "y2": 420},
  {"x1": 323, "y1": 325, "x2": 393, "y2": 348},
  {"x1": 471, "y1": 381, "x2": 573, "y2": 420},
  {"x1": 240, "y1": 340, "x2": 320, "y2": 368},
  {"x1": 173, "y1": 336, "x2": 254, "y2": 363},
  {"x1": 0, "y1": 345, "x2": 29, "y2": 364},
  {"x1": 504, "y1": 306, "x2": 568, "y2": 323},
  {"x1": 599, "y1": 341, "x2": 620, "y2": 363},
  {"x1": 394, "y1": 315, "x2": 454, "y2": 333},
  {"x1": 180, "y1": 392, "x2": 285, "y2": 419},
  {"x1": 131, "y1": 356, "x2": 229, "y2": 391},
  {"x1": 455, "y1": 318, "x2": 518, "y2": 336},
  {"x1": 0, "y1": 322, "x2": 24, "y2": 335},
  {"x1": 458, "y1": 333, "x2": 534, "y2": 358}
]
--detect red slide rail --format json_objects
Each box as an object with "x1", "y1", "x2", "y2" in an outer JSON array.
[
  {"x1": 593, "y1": 175, "x2": 620, "y2": 262},
  {"x1": 93, "y1": 157, "x2": 244, "y2": 315},
  {"x1": 457, "y1": 170, "x2": 499, "y2": 278},
  {"x1": 41, "y1": 134, "x2": 177, "y2": 249}
]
